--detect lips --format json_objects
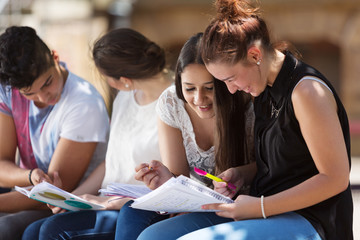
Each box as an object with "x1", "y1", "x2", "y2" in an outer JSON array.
[
  {"x1": 47, "y1": 95, "x2": 58, "y2": 105},
  {"x1": 198, "y1": 104, "x2": 212, "y2": 111}
]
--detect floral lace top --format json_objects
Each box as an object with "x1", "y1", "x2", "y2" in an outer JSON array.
[{"x1": 156, "y1": 86, "x2": 254, "y2": 187}]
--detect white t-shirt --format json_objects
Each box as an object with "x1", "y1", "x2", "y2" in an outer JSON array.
[
  {"x1": 0, "y1": 63, "x2": 109, "y2": 181},
  {"x1": 101, "y1": 90, "x2": 161, "y2": 188},
  {"x1": 156, "y1": 85, "x2": 254, "y2": 186}
]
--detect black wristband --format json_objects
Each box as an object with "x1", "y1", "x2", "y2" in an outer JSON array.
[{"x1": 28, "y1": 169, "x2": 34, "y2": 185}]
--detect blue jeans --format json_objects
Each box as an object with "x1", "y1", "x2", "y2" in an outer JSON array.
[
  {"x1": 137, "y1": 212, "x2": 321, "y2": 240},
  {"x1": 22, "y1": 210, "x2": 119, "y2": 240},
  {"x1": 115, "y1": 200, "x2": 169, "y2": 240},
  {"x1": 137, "y1": 211, "x2": 233, "y2": 240}
]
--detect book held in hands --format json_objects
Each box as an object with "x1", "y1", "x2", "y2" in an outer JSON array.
[{"x1": 15, "y1": 182, "x2": 104, "y2": 211}]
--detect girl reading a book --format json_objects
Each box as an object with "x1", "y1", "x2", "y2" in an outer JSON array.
[
  {"x1": 132, "y1": 0, "x2": 353, "y2": 239},
  {"x1": 22, "y1": 28, "x2": 173, "y2": 240},
  {"x1": 114, "y1": 32, "x2": 255, "y2": 240}
]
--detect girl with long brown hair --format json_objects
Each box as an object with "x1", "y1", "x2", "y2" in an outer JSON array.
[{"x1": 136, "y1": 0, "x2": 353, "y2": 239}]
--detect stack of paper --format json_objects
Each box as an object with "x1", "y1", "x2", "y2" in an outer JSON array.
[
  {"x1": 130, "y1": 175, "x2": 234, "y2": 213},
  {"x1": 99, "y1": 183, "x2": 151, "y2": 199}
]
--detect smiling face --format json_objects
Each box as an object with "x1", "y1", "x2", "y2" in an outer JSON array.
[
  {"x1": 19, "y1": 55, "x2": 66, "y2": 108},
  {"x1": 181, "y1": 64, "x2": 215, "y2": 119},
  {"x1": 206, "y1": 60, "x2": 266, "y2": 97}
]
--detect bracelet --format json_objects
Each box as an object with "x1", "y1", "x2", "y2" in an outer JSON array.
[
  {"x1": 28, "y1": 169, "x2": 34, "y2": 185},
  {"x1": 261, "y1": 195, "x2": 267, "y2": 219}
]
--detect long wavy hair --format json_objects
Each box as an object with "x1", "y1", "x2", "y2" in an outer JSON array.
[{"x1": 214, "y1": 79, "x2": 252, "y2": 174}]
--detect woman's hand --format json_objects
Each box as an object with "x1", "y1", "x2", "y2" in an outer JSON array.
[
  {"x1": 213, "y1": 167, "x2": 245, "y2": 198},
  {"x1": 47, "y1": 204, "x2": 67, "y2": 214},
  {"x1": 201, "y1": 195, "x2": 262, "y2": 220},
  {"x1": 135, "y1": 160, "x2": 173, "y2": 190},
  {"x1": 106, "y1": 196, "x2": 132, "y2": 210}
]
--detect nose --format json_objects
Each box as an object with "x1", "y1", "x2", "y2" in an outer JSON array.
[
  {"x1": 225, "y1": 82, "x2": 238, "y2": 94},
  {"x1": 36, "y1": 91, "x2": 50, "y2": 103},
  {"x1": 193, "y1": 90, "x2": 205, "y2": 105}
]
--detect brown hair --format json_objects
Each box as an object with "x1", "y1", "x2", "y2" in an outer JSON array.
[
  {"x1": 174, "y1": 32, "x2": 252, "y2": 174},
  {"x1": 92, "y1": 28, "x2": 166, "y2": 80},
  {"x1": 201, "y1": 0, "x2": 301, "y2": 65},
  {"x1": 214, "y1": 79, "x2": 252, "y2": 174},
  {"x1": 174, "y1": 32, "x2": 204, "y2": 102},
  {"x1": 202, "y1": 0, "x2": 261, "y2": 173}
]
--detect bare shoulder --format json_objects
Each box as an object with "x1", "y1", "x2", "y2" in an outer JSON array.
[{"x1": 291, "y1": 77, "x2": 336, "y2": 112}]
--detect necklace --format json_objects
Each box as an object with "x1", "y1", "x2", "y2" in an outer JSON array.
[
  {"x1": 269, "y1": 56, "x2": 298, "y2": 119},
  {"x1": 270, "y1": 98, "x2": 282, "y2": 118}
]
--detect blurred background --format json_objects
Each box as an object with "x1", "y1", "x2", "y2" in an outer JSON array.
[
  {"x1": 1, "y1": 0, "x2": 360, "y2": 146},
  {"x1": 1, "y1": 0, "x2": 360, "y2": 154},
  {"x1": 0, "y1": 0, "x2": 359, "y2": 238}
]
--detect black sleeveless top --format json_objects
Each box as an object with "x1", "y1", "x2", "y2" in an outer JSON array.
[{"x1": 251, "y1": 52, "x2": 353, "y2": 240}]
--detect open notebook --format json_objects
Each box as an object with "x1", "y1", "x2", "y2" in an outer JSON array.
[{"x1": 130, "y1": 175, "x2": 234, "y2": 213}]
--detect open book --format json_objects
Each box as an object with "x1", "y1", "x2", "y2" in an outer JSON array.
[
  {"x1": 15, "y1": 182, "x2": 104, "y2": 211},
  {"x1": 130, "y1": 175, "x2": 234, "y2": 213}
]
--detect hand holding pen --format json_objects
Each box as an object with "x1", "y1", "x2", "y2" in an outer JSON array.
[
  {"x1": 134, "y1": 160, "x2": 173, "y2": 190},
  {"x1": 194, "y1": 167, "x2": 238, "y2": 190}
]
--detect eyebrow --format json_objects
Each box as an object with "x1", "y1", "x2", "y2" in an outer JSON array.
[
  {"x1": 183, "y1": 81, "x2": 214, "y2": 85},
  {"x1": 221, "y1": 75, "x2": 234, "y2": 82},
  {"x1": 22, "y1": 75, "x2": 52, "y2": 96}
]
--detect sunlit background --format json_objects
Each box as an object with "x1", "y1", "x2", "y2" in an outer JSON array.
[
  {"x1": 1, "y1": 0, "x2": 360, "y2": 157},
  {"x1": 1, "y1": 0, "x2": 360, "y2": 238},
  {"x1": 2, "y1": 0, "x2": 359, "y2": 154}
]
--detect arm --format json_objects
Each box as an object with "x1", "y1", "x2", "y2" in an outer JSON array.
[
  {"x1": 2, "y1": 138, "x2": 98, "y2": 212},
  {"x1": 204, "y1": 80, "x2": 349, "y2": 220},
  {"x1": 158, "y1": 118, "x2": 189, "y2": 176},
  {"x1": 0, "y1": 113, "x2": 30, "y2": 187},
  {"x1": 71, "y1": 160, "x2": 105, "y2": 196},
  {"x1": 46, "y1": 138, "x2": 98, "y2": 193},
  {"x1": 135, "y1": 118, "x2": 190, "y2": 189},
  {"x1": 0, "y1": 191, "x2": 49, "y2": 213},
  {"x1": 263, "y1": 79, "x2": 349, "y2": 216},
  {"x1": 0, "y1": 113, "x2": 55, "y2": 211}
]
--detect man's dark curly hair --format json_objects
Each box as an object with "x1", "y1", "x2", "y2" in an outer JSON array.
[{"x1": 0, "y1": 26, "x2": 54, "y2": 90}]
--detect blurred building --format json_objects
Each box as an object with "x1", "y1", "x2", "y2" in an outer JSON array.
[{"x1": 1, "y1": 0, "x2": 360, "y2": 154}]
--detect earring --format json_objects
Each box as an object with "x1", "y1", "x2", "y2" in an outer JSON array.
[
  {"x1": 256, "y1": 60, "x2": 261, "y2": 66},
  {"x1": 125, "y1": 84, "x2": 129, "y2": 88}
]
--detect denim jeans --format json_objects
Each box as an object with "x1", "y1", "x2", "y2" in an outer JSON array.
[
  {"x1": 22, "y1": 210, "x2": 119, "y2": 240},
  {"x1": 115, "y1": 200, "x2": 169, "y2": 240},
  {"x1": 0, "y1": 210, "x2": 52, "y2": 240},
  {"x1": 137, "y1": 212, "x2": 321, "y2": 240}
]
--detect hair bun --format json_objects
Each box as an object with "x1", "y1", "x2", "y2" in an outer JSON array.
[{"x1": 215, "y1": 0, "x2": 259, "y2": 20}]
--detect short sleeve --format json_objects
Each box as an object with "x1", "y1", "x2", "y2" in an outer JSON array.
[
  {"x1": 60, "y1": 97, "x2": 109, "y2": 143},
  {"x1": 55, "y1": 73, "x2": 110, "y2": 143},
  {"x1": 156, "y1": 85, "x2": 182, "y2": 129},
  {"x1": 0, "y1": 85, "x2": 12, "y2": 116}
]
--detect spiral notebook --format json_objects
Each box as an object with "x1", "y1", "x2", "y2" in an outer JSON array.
[{"x1": 130, "y1": 175, "x2": 234, "y2": 213}]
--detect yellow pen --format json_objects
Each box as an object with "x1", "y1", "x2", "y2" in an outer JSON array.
[{"x1": 194, "y1": 167, "x2": 237, "y2": 190}]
